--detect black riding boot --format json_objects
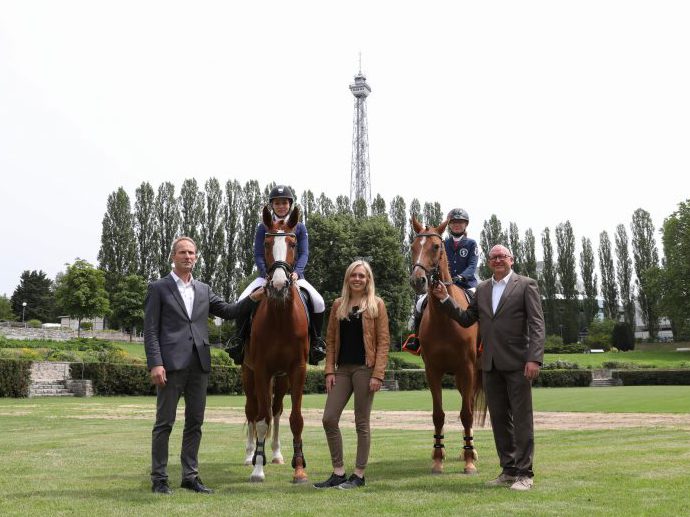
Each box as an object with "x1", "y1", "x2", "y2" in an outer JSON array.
[
  {"x1": 404, "y1": 308, "x2": 423, "y2": 353},
  {"x1": 225, "y1": 313, "x2": 250, "y2": 365},
  {"x1": 309, "y1": 311, "x2": 327, "y2": 365}
]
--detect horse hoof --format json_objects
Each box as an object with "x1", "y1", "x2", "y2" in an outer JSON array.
[
  {"x1": 463, "y1": 467, "x2": 478, "y2": 475},
  {"x1": 244, "y1": 459, "x2": 253, "y2": 466},
  {"x1": 431, "y1": 469, "x2": 443, "y2": 475},
  {"x1": 250, "y1": 475, "x2": 265, "y2": 483},
  {"x1": 292, "y1": 476, "x2": 309, "y2": 484},
  {"x1": 272, "y1": 457, "x2": 285, "y2": 465}
]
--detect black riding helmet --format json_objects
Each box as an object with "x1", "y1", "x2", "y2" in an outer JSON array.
[
  {"x1": 268, "y1": 185, "x2": 295, "y2": 209},
  {"x1": 447, "y1": 208, "x2": 469, "y2": 237}
]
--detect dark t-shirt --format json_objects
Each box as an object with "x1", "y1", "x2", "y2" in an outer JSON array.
[{"x1": 337, "y1": 307, "x2": 366, "y2": 366}]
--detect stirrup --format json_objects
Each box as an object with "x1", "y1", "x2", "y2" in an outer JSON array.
[{"x1": 402, "y1": 334, "x2": 422, "y2": 356}]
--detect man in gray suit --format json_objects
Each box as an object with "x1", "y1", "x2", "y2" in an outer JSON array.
[
  {"x1": 431, "y1": 244, "x2": 545, "y2": 491},
  {"x1": 145, "y1": 236, "x2": 263, "y2": 495}
]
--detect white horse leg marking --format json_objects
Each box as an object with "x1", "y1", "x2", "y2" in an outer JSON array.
[
  {"x1": 271, "y1": 410, "x2": 284, "y2": 464},
  {"x1": 250, "y1": 420, "x2": 269, "y2": 482},
  {"x1": 244, "y1": 421, "x2": 256, "y2": 466}
]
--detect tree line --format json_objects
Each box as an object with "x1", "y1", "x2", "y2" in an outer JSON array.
[{"x1": 5, "y1": 177, "x2": 689, "y2": 345}]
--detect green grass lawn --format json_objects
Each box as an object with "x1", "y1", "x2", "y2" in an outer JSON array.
[
  {"x1": 1, "y1": 392, "x2": 689, "y2": 516},
  {"x1": 390, "y1": 346, "x2": 690, "y2": 370}
]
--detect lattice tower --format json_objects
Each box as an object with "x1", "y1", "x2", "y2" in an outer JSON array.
[{"x1": 349, "y1": 68, "x2": 371, "y2": 206}]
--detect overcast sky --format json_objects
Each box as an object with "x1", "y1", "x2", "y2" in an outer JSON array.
[{"x1": 1, "y1": 1, "x2": 689, "y2": 299}]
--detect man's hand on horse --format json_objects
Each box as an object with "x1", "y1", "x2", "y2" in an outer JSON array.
[
  {"x1": 369, "y1": 377, "x2": 382, "y2": 392},
  {"x1": 325, "y1": 373, "x2": 336, "y2": 393},
  {"x1": 150, "y1": 365, "x2": 167, "y2": 386},
  {"x1": 431, "y1": 282, "x2": 449, "y2": 300},
  {"x1": 291, "y1": 272, "x2": 298, "y2": 282},
  {"x1": 249, "y1": 287, "x2": 266, "y2": 302}
]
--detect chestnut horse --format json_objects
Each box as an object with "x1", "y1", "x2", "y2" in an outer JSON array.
[
  {"x1": 410, "y1": 217, "x2": 486, "y2": 474},
  {"x1": 242, "y1": 205, "x2": 310, "y2": 483}
]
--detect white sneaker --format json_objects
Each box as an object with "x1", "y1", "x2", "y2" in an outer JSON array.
[
  {"x1": 510, "y1": 476, "x2": 534, "y2": 491},
  {"x1": 485, "y1": 473, "x2": 517, "y2": 487}
]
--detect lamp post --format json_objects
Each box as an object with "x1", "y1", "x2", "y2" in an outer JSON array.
[{"x1": 22, "y1": 302, "x2": 27, "y2": 325}]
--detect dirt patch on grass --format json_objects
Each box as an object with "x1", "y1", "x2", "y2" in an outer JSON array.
[{"x1": 202, "y1": 408, "x2": 690, "y2": 431}]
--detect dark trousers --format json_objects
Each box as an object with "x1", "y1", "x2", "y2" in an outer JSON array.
[
  {"x1": 151, "y1": 352, "x2": 208, "y2": 483},
  {"x1": 483, "y1": 367, "x2": 535, "y2": 478}
]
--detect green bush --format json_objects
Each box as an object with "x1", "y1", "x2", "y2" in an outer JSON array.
[
  {"x1": 542, "y1": 360, "x2": 580, "y2": 369},
  {"x1": 613, "y1": 322, "x2": 635, "y2": 351},
  {"x1": 80, "y1": 322, "x2": 93, "y2": 331},
  {"x1": 73, "y1": 363, "x2": 155, "y2": 395},
  {"x1": 613, "y1": 369, "x2": 690, "y2": 385},
  {"x1": 544, "y1": 335, "x2": 588, "y2": 354},
  {"x1": 0, "y1": 358, "x2": 32, "y2": 397},
  {"x1": 207, "y1": 366, "x2": 243, "y2": 394},
  {"x1": 534, "y1": 369, "x2": 592, "y2": 387},
  {"x1": 27, "y1": 319, "x2": 42, "y2": 328},
  {"x1": 46, "y1": 349, "x2": 82, "y2": 362},
  {"x1": 388, "y1": 355, "x2": 419, "y2": 370},
  {"x1": 583, "y1": 318, "x2": 616, "y2": 351}
]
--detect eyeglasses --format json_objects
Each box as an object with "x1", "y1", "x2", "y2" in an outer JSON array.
[{"x1": 488, "y1": 254, "x2": 512, "y2": 261}]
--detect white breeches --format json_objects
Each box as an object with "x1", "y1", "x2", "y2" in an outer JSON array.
[{"x1": 238, "y1": 276, "x2": 324, "y2": 313}]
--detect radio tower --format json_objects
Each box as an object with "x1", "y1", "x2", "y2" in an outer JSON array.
[{"x1": 349, "y1": 57, "x2": 372, "y2": 206}]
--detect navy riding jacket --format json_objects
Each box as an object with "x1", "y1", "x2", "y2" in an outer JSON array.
[
  {"x1": 444, "y1": 235, "x2": 478, "y2": 289},
  {"x1": 254, "y1": 221, "x2": 309, "y2": 279}
]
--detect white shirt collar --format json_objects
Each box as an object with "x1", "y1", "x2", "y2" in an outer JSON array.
[
  {"x1": 491, "y1": 270, "x2": 513, "y2": 286},
  {"x1": 171, "y1": 270, "x2": 193, "y2": 286}
]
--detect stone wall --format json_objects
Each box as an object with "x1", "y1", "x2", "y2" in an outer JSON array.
[{"x1": 0, "y1": 326, "x2": 141, "y2": 343}]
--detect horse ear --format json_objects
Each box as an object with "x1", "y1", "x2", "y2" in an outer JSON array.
[
  {"x1": 287, "y1": 205, "x2": 300, "y2": 228},
  {"x1": 262, "y1": 205, "x2": 272, "y2": 227},
  {"x1": 411, "y1": 217, "x2": 423, "y2": 233},
  {"x1": 438, "y1": 219, "x2": 449, "y2": 235}
]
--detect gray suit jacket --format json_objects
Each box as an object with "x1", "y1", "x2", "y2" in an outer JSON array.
[
  {"x1": 440, "y1": 272, "x2": 545, "y2": 371},
  {"x1": 144, "y1": 274, "x2": 254, "y2": 373}
]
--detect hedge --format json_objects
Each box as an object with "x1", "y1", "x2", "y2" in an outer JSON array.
[
  {"x1": 613, "y1": 369, "x2": 690, "y2": 386},
  {"x1": 0, "y1": 359, "x2": 32, "y2": 397}
]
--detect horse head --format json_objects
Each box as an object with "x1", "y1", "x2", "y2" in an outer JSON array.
[
  {"x1": 262, "y1": 204, "x2": 300, "y2": 301},
  {"x1": 409, "y1": 216, "x2": 449, "y2": 295}
]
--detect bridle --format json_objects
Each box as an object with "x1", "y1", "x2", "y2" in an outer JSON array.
[
  {"x1": 412, "y1": 231, "x2": 452, "y2": 287},
  {"x1": 265, "y1": 231, "x2": 296, "y2": 288}
]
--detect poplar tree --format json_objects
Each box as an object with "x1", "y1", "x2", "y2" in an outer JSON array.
[
  {"x1": 508, "y1": 222, "x2": 524, "y2": 275},
  {"x1": 154, "y1": 182, "x2": 180, "y2": 278},
  {"x1": 239, "y1": 180, "x2": 262, "y2": 276},
  {"x1": 539, "y1": 227, "x2": 558, "y2": 335},
  {"x1": 134, "y1": 181, "x2": 157, "y2": 281},
  {"x1": 98, "y1": 187, "x2": 136, "y2": 294},
  {"x1": 179, "y1": 178, "x2": 203, "y2": 245},
  {"x1": 316, "y1": 193, "x2": 334, "y2": 216},
  {"x1": 301, "y1": 189, "x2": 316, "y2": 225},
  {"x1": 423, "y1": 201, "x2": 442, "y2": 227},
  {"x1": 371, "y1": 193, "x2": 386, "y2": 216},
  {"x1": 388, "y1": 195, "x2": 408, "y2": 255},
  {"x1": 523, "y1": 228, "x2": 538, "y2": 280},
  {"x1": 615, "y1": 224, "x2": 635, "y2": 328},
  {"x1": 479, "y1": 215, "x2": 507, "y2": 280},
  {"x1": 631, "y1": 208, "x2": 661, "y2": 339},
  {"x1": 335, "y1": 195, "x2": 352, "y2": 214},
  {"x1": 598, "y1": 231, "x2": 619, "y2": 320},
  {"x1": 353, "y1": 198, "x2": 368, "y2": 219},
  {"x1": 579, "y1": 236, "x2": 598, "y2": 324},
  {"x1": 219, "y1": 179, "x2": 242, "y2": 300},
  {"x1": 199, "y1": 177, "x2": 225, "y2": 287},
  {"x1": 556, "y1": 221, "x2": 578, "y2": 342}
]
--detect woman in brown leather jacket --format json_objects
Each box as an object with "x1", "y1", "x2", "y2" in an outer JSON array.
[{"x1": 313, "y1": 260, "x2": 390, "y2": 490}]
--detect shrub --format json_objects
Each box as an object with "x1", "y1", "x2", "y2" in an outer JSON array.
[
  {"x1": 544, "y1": 335, "x2": 588, "y2": 354},
  {"x1": 613, "y1": 369, "x2": 690, "y2": 385},
  {"x1": 542, "y1": 360, "x2": 580, "y2": 370},
  {"x1": 0, "y1": 358, "x2": 32, "y2": 397},
  {"x1": 613, "y1": 322, "x2": 635, "y2": 351},
  {"x1": 388, "y1": 355, "x2": 419, "y2": 370},
  {"x1": 533, "y1": 369, "x2": 592, "y2": 387},
  {"x1": 583, "y1": 318, "x2": 616, "y2": 351},
  {"x1": 46, "y1": 349, "x2": 82, "y2": 362},
  {"x1": 80, "y1": 322, "x2": 93, "y2": 331},
  {"x1": 27, "y1": 319, "x2": 42, "y2": 328}
]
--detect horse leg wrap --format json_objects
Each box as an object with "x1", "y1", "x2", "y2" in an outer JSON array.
[
  {"x1": 433, "y1": 434, "x2": 445, "y2": 448},
  {"x1": 463, "y1": 436, "x2": 474, "y2": 449},
  {"x1": 292, "y1": 441, "x2": 307, "y2": 469},
  {"x1": 253, "y1": 440, "x2": 267, "y2": 466}
]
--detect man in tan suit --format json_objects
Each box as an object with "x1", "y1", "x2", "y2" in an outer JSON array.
[{"x1": 431, "y1": 244, "x2": 545, "y2": 491}]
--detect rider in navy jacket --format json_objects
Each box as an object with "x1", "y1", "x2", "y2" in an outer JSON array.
[
  {"x1": 254, "y1": 220, "x2": 309, "y2": 279},
  {"x1": 404, "y1": 208, "x2": 478, "y2": 354}
]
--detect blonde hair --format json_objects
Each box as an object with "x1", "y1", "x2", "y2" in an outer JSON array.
[{"x1": 335, "y1": 260, "x2": 379, "y2": 320}]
